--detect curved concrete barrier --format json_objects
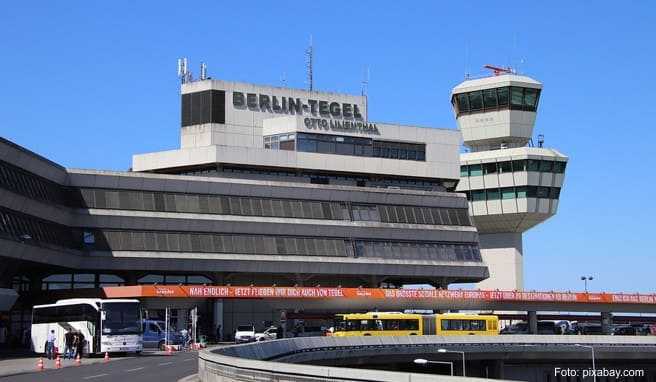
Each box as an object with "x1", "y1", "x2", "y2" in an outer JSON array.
[{"x1": 198, "y1": 335, "x2": 656, "y2": 382}]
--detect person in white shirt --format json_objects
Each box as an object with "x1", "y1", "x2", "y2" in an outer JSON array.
[{"x1": 46, "y1": 330, "x2": 56, "y2": 359}]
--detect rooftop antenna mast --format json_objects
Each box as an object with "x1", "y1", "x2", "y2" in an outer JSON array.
[
  {"x1": 177, "y1": 57, "x2": 192, "y2": 84},
  {"x1": 361, "y1": 66, "x2": 370, "y2": 121},
  {"x1": 199, "y1": 62, "x2": 207, "y2": 80},
  {"x1": 281, "y1": 71, "x2": 287, "y2": 87},
  {"x1": 305, "y1": 35, "x2": 314, "y2": 91}
]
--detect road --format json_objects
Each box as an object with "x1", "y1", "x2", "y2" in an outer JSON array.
[{"x1": 0, "y1": 351, "x2": 197, "y2": 382}]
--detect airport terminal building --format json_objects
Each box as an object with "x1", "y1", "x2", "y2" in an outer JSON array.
[{"x1": 0, "y1": 75, "x2": 497, "y2": 341}]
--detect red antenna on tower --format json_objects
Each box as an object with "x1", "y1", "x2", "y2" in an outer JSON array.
[{"x1": 484, "y1": 65, "x2": 514, "y2": 76}]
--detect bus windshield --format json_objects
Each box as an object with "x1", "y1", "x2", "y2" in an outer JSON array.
[{"x1": 102, "y1": 302, "x2": 142, "y2": 335}]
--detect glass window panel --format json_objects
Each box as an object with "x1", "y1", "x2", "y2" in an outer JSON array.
[
  {"x1": 100, "y1": 274, "x2": 124, "y2": 283},
  {"x1": 510, "y1": 87, "x2": 524, "y2": 108},
  {"x1": 483, "y1": 162, "x2": 498, "y2": 175},
  {"x1": 527, "y1": 159, "x2": 540, "y2": 172},
  {"x1": 44, "y1": 274, "x2": 72, "y2": 282},
  {"x1": 74, "y1": 274, "x2": 94, "y2": 282},
  {"x1": 501, "y1": 187, "x2": 516, "y2": 199},
  {"x1": 499, "y1": 161, "x2": 512, "y2": 173},
  {"x1": 138, "y1": 274, "x2": 164, "y2": 284},
  {"x1": 512, "y1": 160, "x2": 526, "y2": 172},
  {"x1": 515, "y1": 186, "x2": 528, "y2": 198},
  {"x1": 165, "y1": 275, "x2": 185, "y2": 284},
  {"x1": 469, "y1": 164, "x2": 483, "y2": 176},
  {"x1": 187, "y1": 275, "x2": 212, "y2": 284},
  {"x1": 553, "y1": 161, "x2": 567, "y2": 173},
  {"x1": 497, "y1": 87, "x2": 509, "y2": 106},
  {"x1": 468, "y1": 91, "x2": 483, "y2": 111},
  {"x1": 539, "y1": 160, "x2": 553, "y2": 172},
  {"x1": 537, "y1": 187, "x2": 550, "y2": 198},
  {"x1": 549, "y1": 187, "x2": 561, "y2": 199},
  {"x1": 486, "y1": 188, "x2": 500, "y2": 200},
  {"x1": 456, "y1": 93, "x2": 469, "y2": 113},
  {"x1": 472, "y1": 190, "x2": 486, "y2": 201},
  {"x1": 527, "y1": 186, "x2": 538, "y2": 198},
  {"x1": 460, "y1": 165, "x2": 469, "y2": 177},
  {"x1": 483, "y1": 89, "x2": 498, "y2": 109},
  {"x1": 523, "y1": 88, "x2": 538, "y2": 110}
]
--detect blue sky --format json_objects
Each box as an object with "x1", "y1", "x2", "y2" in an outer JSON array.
[{"x1": 1, "y1": 2, "x2": 655, "y2": 293}]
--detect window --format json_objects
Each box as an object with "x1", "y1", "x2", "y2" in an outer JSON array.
[
  {"x1": 469, "y1": 91, "x2": 483, "y2": 111},
  {"x1": 539, "y1": 160, "x2": 553, "y2": 172},
  {"x1": 483, "y1": 162, "x2": 498, "y2": 175},
  {"x1": 527, "y1": 159, "x2": 540, "y2": 172},
  {"x1": 457, "y1": 93, "x2": 470, "y2": 113},
  {"x1": 472, "y1": 190, "x2": 486, "y2": 201},
  {"x1": 512, "y1": 160, "x2": 526, "y2": 172},
  {"x1": 486, "y1": 188, "x2": 500, "y2": 200},
  {"x1": 483, "y1": 89, "x2": 498, "y2": 109},
  {"x1": 515, "y1": 187, "x2": 528, "y2": 198},
  {"x1": 469, "y1": 164, "x2": 483, "y2": 176},
  {"x1": 510, "y1": 87, "x2": 524, "y2": 109},
  {"x1": 549, "y1": 188, "x2": 561, "y2": 199},
  {"x1": 499, "y1": 161, "x2": 512, "y2": 173},
  {"x1": 501, "y1": 187, "x2": 515, "y2": 199},
  {"x1": 523, "y1": 88, "x2": 539, "y2": 111},
  {"x1": 460, "y1": 166, "x2": 469, "y2": 177},
  {"x1": 537, "y1": 187, "x2": 550, "y2": 198},
  {"x1": 497, "y1": 87, "x2": 509, "y2": 106},
  {"x1": 553, "y1": 161, "x2": 567, "y2": 173}
]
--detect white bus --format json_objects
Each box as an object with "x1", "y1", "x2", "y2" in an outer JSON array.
[{"x1": 32, "y1": 298, "x2": 143, "y2": 355}]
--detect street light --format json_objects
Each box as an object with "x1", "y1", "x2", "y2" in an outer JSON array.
[
  {"x1": 575, "y1": 344, "x2": 596, "y2": 382},
  {"x1": 438, "y1": 348, "x2": 466, "y2": 377},
  {"x1": 413, "y1": 358, "x2": 453, "y2": 376},
  {"x1": 580, "y1": 276, "x2": 594, "y2": 293}
]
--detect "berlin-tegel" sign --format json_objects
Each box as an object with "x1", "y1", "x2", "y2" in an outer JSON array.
[{"x1": 233, "y1": 91, "x2": 364, "y2": 119}]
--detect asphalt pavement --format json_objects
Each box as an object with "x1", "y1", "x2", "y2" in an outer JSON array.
[{"x1": 0, "y1": 351, "x2": 198, "y2": 382}]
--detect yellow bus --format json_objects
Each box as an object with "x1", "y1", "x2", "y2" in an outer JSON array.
[
  {"x1": 332, "y1": 312, "x2": 422, "y2": 337},
  {"x1": 331, "y1": 312, "x2": 498, "y2": 337}
]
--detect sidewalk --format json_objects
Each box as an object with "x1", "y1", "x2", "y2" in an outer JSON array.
[{"x1": 0, "y1": 353, "x2": 133, "y2": 378}]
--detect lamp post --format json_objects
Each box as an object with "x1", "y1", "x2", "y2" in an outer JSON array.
[
  {"x1": 438, "y1": 349, "x2": 466, "y2": 377},
  {"x1": 575, "y1": 344, "x2": 596, "y2": 382},
  {"x1": 414, "y1": 358, "x2": 453, "y2": 376},
  {"x1": 580, "y1": 276, "x2": 594, "y2": 293}
]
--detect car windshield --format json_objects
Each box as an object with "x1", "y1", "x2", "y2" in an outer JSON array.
[
  {"x1": 237, "y1": 325, "x2": 254, "y2": 332},
  {"x1": 102, "y1": 302, "x2": 142, "y2": 335}
]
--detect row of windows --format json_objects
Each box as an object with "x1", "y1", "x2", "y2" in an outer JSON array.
[
  {"x1": 452, "y1": 86, "x2": 541, "y2": 116},
  {"x1": 95, "y1": 230, "x2": 352, "y2": 257},
  {"x1": 136, "y1": 274, "x2": 213, "y2": 285},
  {"x1": 460, "y1": 159, "x2": 566, "y2": 177},
  {"x1": 0, "y1": 160, "x2": 72, "y2": 206},
  {"x1": 0, "y1": 207, "x2": 80, "y2": 249},
  {"x1": 80, "y1": 188, "x2": 351, "y2": 220},
  {"x1": 81, "y1": 189, "x2": 472, "y2": 226},
  {"x1": 465, "y1": 186, "x2": 561, "y2": 201},
  {"x1": 292, "y1": 133, "x2": 427, "y2": 161},
  {"x1": 355, "y1": 241, "x2": 481, "y2": 262},
  {"x1": 440, "y1": 319, "x2": 488, "y2": 331},
  {"x1": 340, "y1": 319, "x2": 420, "y2": 331},
  {"x1": 32, "y1": 304, "x2": 98, "y2": 324},
  {"x1": 93, "y1": 230, "x2": 480, "y2": 262}
]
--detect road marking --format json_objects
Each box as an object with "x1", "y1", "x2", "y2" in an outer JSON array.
[
  {"x1": 84, "y1": 374, "x2": 109, "y2": 379},
  {"x1": 183, "y1": 358, "x2": 195, "y2": 362},
  {"x1": 158, "y1": 361, "x2": 174, "y2": 366},
  {"x1": 126, "y1": 367, "x2": 145, "y2": 372}
]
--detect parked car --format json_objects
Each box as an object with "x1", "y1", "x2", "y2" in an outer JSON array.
[
  {"x1": 234, "y1": 324, "x2": 256, "y2": 343},
  {"x1": 255, "y1": 326, "x2": 279, "y2": 342},
  {"x1": 142, "y1": 320, "x2": 183, "y2": 350}
]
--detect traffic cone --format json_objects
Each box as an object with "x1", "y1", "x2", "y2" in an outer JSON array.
[
  {"x1": 166, "y1": 345, "x2": 173, "y2": 355},
  {"x1": 36, "y1": 357, "x2": 44, "y2": 371},
  {"x1": 55, "y1": 355, "x2": 62, "y2": 369},
  {"x1": 75, "y1": 354, "x2": 81, "y2": 366},
  {"x1": 104, "y1": 352, "x2": 110, "y2": 363}
]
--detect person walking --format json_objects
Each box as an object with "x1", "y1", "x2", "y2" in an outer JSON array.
[
  {"x1": 72, "y1": 332, "x2": 80, "y2": 359},
  {"x1": 45, "y1": 330, "x2": 56, "y2": 360},
  {"x1": 76, "y1": 331, "x2": 85, "y2": 358},
  {"x1": 64, "y1": 330, "x2": 74, "y2": 359}
]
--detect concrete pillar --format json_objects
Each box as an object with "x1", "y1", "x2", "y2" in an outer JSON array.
[
  {"x1": 527, "y1": 311, "x2": 538, "y2": 334},
  {"x1": 212, "y1": 299, "x2": 224, "y2": 341},
  {"x1": 601, "y1": 312, "x2": 613, "y2": 335},
  {"x1": 476, "y1": 233, "x2": 524, "y2": 291}
]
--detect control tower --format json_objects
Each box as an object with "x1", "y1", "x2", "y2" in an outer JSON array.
[{"x1": 451, "y1": 66, "x2": 568, "y2": 291}]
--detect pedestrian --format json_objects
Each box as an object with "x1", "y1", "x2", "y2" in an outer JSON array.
[
  {"x1": 72, "y1": 332, "x2": 80, "y2": 359},
  {"x1": 46, "y1": 330, "x2": 56, "y2": 360},
  {"x1": 76, "y1": 331, "x2": 85, "y2": 358},
  {"x1": 216, "y1": 324, "x2": 222, "y2": 342},
  {"x1": 64, "y1": 330, "x2": 74, "y2": 359}
]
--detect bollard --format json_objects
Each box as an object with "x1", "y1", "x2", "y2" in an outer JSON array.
[
  {"x1": 75, "y1": 354, "x2": 81, "y2": 366},
  {"x1": 104, "y1": 352, "x2": 110, "y2": 363},
  {"x1": 55, "y1": 355, "x2": 62, "y2": 369}
]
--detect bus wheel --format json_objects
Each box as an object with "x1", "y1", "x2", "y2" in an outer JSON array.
[{"x1": 158, "y1": 341, "x2": 166, "y2": 351}]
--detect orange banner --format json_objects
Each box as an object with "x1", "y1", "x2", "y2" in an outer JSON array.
[{"x1": 102, "y1": 285, "x2": 656, "y2": 305}]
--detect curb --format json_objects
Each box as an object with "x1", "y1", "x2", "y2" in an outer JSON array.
[{"x1": 178, "y1": 373, "x2": 199, "y2": 382}]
